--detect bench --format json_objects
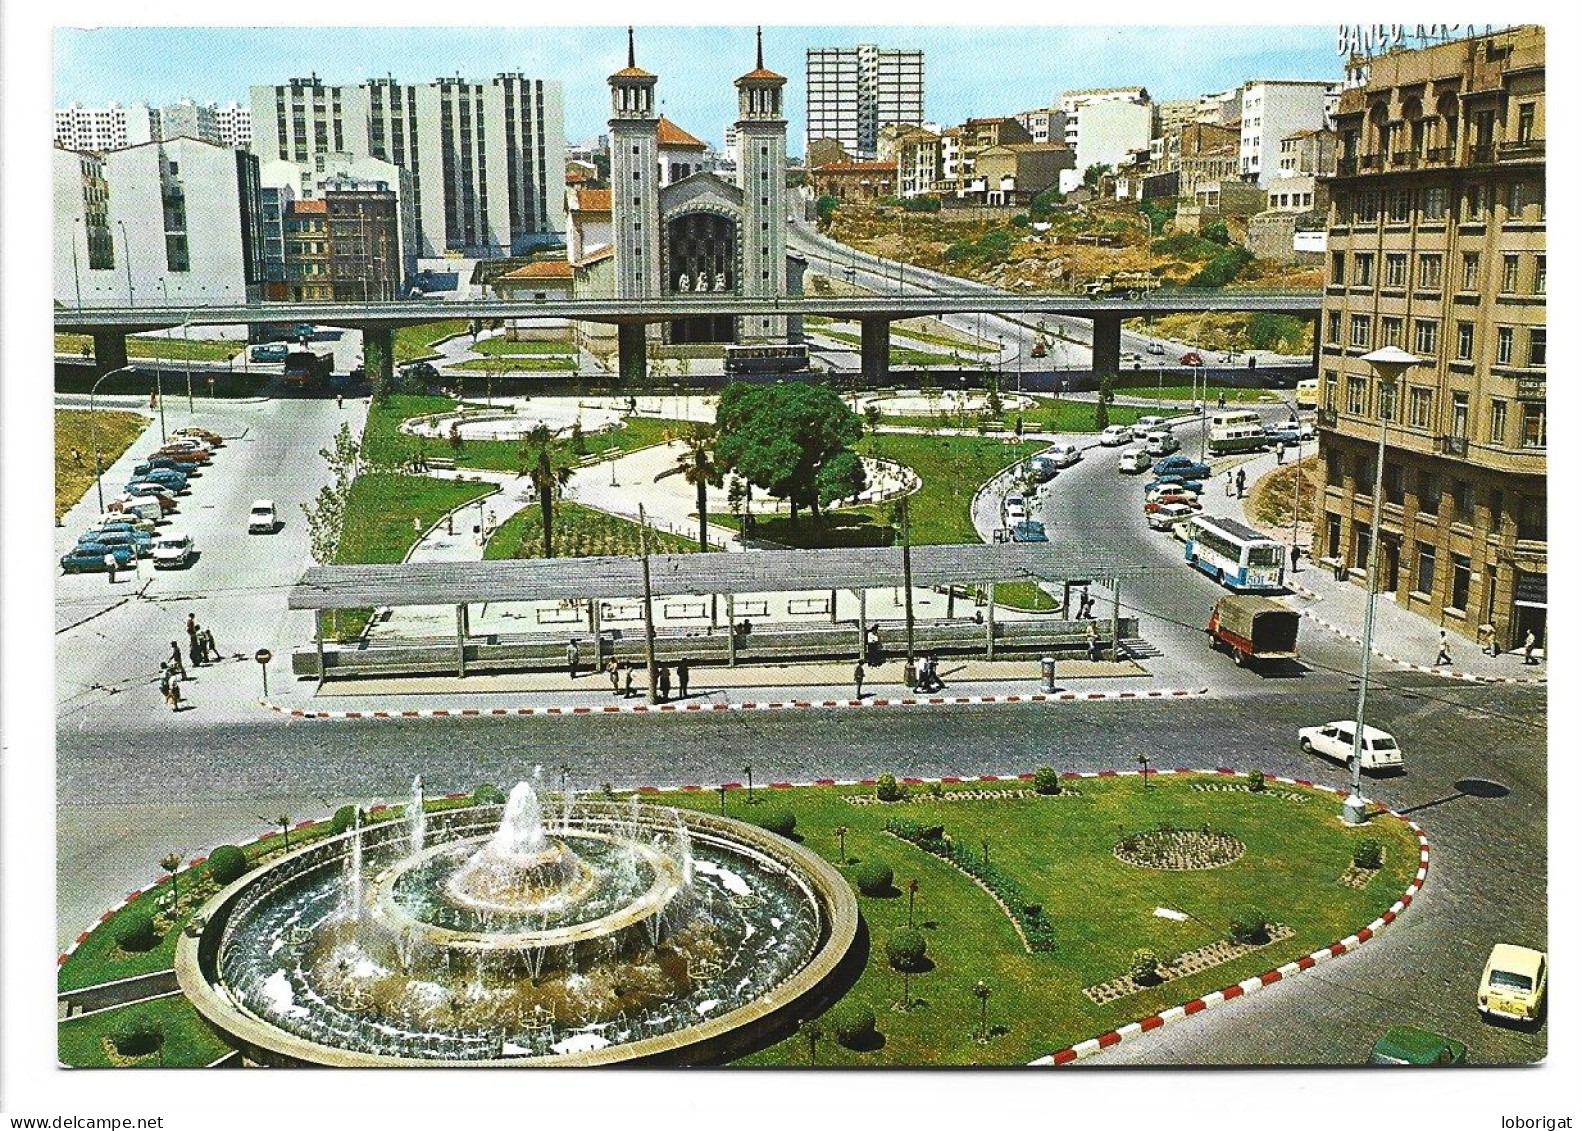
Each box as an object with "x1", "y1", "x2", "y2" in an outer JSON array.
[{"x1": 424, "y1": 456, "x2": 458, "y2": 471}]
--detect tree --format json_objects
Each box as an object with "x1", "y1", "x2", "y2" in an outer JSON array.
[
  {"x1": 1201, "y1": 219, "x2": 1231, "y2": 245},
  {"x1": 816, "y1": 448, "x2": 868, "y2": 508},
  {"x1": 518, "y1": 424, "x2": 575, "y2": 558},
  {"x1": 815, "y1": 195, "x2": 839, "y2": 226},
  {"x1": 715, "y1": 383, "x2": 862, "y2": 522},
  {"x1": 1095, "y1": 373, "x2": 1115, "y2": 430},
  {"x1": 1082, "y1": 163, "x2": 1113, "y2": 191},
  {"x1": 655, "y1": 422, "x2": 723, "y2": 551},
  {"x1": 300, "y1": 422, "x2": 361, "y2": 565}
]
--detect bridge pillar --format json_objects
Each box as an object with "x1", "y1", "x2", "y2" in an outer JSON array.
[
  {"x1": 92, "y1": 331, "x2": 128, "y2": 376},
  {"x1": 859, "y1": 318, "x2": 890, "y2": 385},
  {"x1": 364, "y1": 326, "x2": 394, "y2": 397},
  {"x1": 617, "y1": 324, "x2": 648, "y2": 384},
  {"x1": 1089, "y1": 312, "x2": 1122, "y2": 380}
]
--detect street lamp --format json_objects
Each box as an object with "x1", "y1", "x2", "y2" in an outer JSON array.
[
  {"x1": 88, "y1": 366, "x2": 137, "y2": 512},
  {"x1": 1343, "y1": 346, "x2": 1420, "y2": 826}
]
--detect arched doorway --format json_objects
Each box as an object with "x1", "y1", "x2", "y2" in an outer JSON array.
[{"x1": 666, "y1": 212, "x2": 738, "y2": 344}]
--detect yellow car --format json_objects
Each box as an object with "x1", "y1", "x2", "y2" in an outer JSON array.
[{"x1": 1478, "y1": 943, "x2": 1547, "y2": 1023}]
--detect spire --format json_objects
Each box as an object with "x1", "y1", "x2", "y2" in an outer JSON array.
[
  {"x1": 756, "y1": 26, "x2": 763, "y2": 71},
  {"x1": 627, "y1": 26, "x2": 635, "y2": 69}
]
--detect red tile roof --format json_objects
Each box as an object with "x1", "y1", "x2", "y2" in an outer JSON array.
[
  {"x1": 814, "y1": 161, "x2": 897, "y2": 174},
  {"x1": 499, "y1": 260, "x2": 574, "y2": 281},
  {"x1": 290, "y1": 199, "x2": 328, "y2": 213},
  {"x1": 571, "y1": 188, "x2": 611, "y2": 213},
  {"x1": 656, "y1": 117, "x2": 707, "y2": 149}
]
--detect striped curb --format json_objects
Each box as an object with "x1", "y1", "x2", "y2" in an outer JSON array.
[
  {"x1": 1298, "y1": 609, "x2": 1545, "y2": 685},
  {"x1": 256, "y1": 686, "x2": 1212, "y2": 721},
  {"x1": 1031, "y1": 778, "x2": 1430, "y2": 1066}
]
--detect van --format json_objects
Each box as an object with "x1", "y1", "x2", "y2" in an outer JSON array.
[
  {"x1": 1295, "y1": 378, "x2": 1319, "y2": 409},
  {"x1": 1297, "y1": 721, "x2": 1404, "y2": 772},
  {"x1": 109, "y1": 495, "x2": 163, "y2": 522},
  {"x1": 1145, "y1": 430, "x2": 1179, "y2": 456}
]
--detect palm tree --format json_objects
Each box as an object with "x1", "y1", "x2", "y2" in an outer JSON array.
[
  {"x1": 519, "y1": 424, "x2": 574, "y2": 558},
  {"x1": 655, "y1": 423, "x2": 722, "y2": 551}
]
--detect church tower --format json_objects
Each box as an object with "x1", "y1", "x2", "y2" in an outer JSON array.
[
  {"x1": 608, "y1": 28, "x2": 661, "y2": 301},
  {"x1": 734, "y1": 27, "x2": 788, "y2": 342}
]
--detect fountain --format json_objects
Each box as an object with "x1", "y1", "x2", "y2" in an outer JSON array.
[{"x1": 177, "y1": 778, "x2": 856, "y2": 1066}]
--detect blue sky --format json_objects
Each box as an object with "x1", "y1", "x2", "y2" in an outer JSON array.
[{"x1": 55, "y1": 25, "x2": 1345, "y2": 153}]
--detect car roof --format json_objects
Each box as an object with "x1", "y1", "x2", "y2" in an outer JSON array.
[
  {"x1": 1373, "y1": 1026, "x2": 1465, "y2": 1063},
  {"x1": 251, "y1": 499, "x2": 275, "y2": 508},
  {"x1": 1324, "y1": 721, "x2": 1395, "y2": 740},
  {"x1": 1488, "y1": 943, "x2": 1545, "y2": 974}
]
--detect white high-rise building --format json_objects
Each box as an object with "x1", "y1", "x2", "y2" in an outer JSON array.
[
  {"x1": 805, "y1": 43, "x2": 924, "y2": 160},
  {"x1": 160, "y1": 98, "x2": 221, "y2": 145},
  {"x1": 249, "y1": 72, "x2": 566, "y2": 256},
  {"x1": 215, "y1": 102, "x2": 253, "y2": 149},
  {"x1": 1239, "y1": 80, "x2": 1338, "y2": 186},
  {"x1": 54, "y1": 102, "x2": 160, "y2": 152},
  {"x1": 1060, "y1": 88, "x2": 1153, "y2": 172}
]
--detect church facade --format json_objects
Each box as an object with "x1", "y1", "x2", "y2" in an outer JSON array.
[{"x1": 569, "y1": 30, "x2": 803, "y2": 354}]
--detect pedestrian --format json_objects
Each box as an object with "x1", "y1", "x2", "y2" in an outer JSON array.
[
  {"x1": 160, "y1": 664, "x2": 180, "y2": 712},
  {"x1": 189, "y1": 627, "x2": 205, "y2": 669},
  {"x1": 623, "y1": 663, "x2": 635, "y2": 699},
  {"x1": 168, "y1": 640, "x2": 187, "y2": 682},
  {"x1": 853, "y1": 658, "x2": 866, "y2": 699},
  {"x1": 71, "y1": 447, "x2": 82, "y2": 465},
  {"x1": 607, "y1": 656, "x2": 621, "y2": 695},
  {"x1": 1434, "y1": 629, "x2": 1452, "y2": 667},
  {"x1": 1477, "y1": 622, "x2": 1495, "y2": 656},
  {"x1": 336, "y1": 393, "x2": 344, "y2": 409},
  {"x1": 1290, "y1": 544, "x2": 1301, "y2": 573},
  {"x1": 1224, "y1": 471, "x2": 1234, "y2": 498},
  {"x1": 657, "y1": 664, "x2": 671, "y2": 702},
  {"x1": 1275, "y1": 440, "x2": 1286, "y2": 465},
  {"x1": 186, "y1": 612, "x2": 199, "y2": 650},
  {"x1": 1235, "y1": 468, "x2": 1246, "y2": 499},
  {"x1": 1522, "y1": 630, "x2": 1538, "y2": 666},
  {"x1": 566, "y1": 638, "x2": 581, "y2": 679},
  {"x1": 927, "y1": 653, "x2": 945, "y2": 691},
  {"x1": 104, "y1": 551, "x2": 118, "y2": 584},
  {"x1": 676, "y1": 658, "x2": 690, "y2": 700},
  {"x1": 1217, "y1": 390, "x2": 1226, "y2": 408},
  {"x1": 413, "y1": 515, "x2": 423, "y2": 538},
  {"x1": 1078, "y1": 589, "x2": 1094, "y2": 620},
  {"x1": 1085, "y1": 622, "x2": 1100, "y2": 662},
  {"x1": 203, "y1": 627, "x2": 220, "y2": 662},
  {"x1": 1333, "y1": 556, "x2": 1348, "y2": 582},
  {"x1": 865, "y1": 623, "x2": 882, "y2": 665}
]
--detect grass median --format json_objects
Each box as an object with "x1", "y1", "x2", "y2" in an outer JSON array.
[
  {"x1": 485, "y1": 500, "x2": 700, "y2": 560},
  {"x1": 55, "y1": 408, "x2": 150, "y2": 519}
]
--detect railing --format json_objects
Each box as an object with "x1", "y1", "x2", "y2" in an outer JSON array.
[
  {"x1": 1470, "y1": 144, "x2": 1496, "y2": 164},
  {"x1": 1498, "y1": 138, "x2": 1545, "y2": 159},
  {"x1": 1359, "y1": 154, "x2": 1380, "y2": 170},
  {"x1": 1425, "y1": 146, "x2": 1451, "y2": 163},
  {"x1": 1390, "y1": 151, "x2": 1417, "y2": 168},
  {"x1": 1438, "y1": 435, "x2": 1469, "y2": 457}
]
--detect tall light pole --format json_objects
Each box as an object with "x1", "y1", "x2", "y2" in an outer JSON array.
[
  {"x1": 183, "y1": 317, "x2": 194, "y2": 414},
  {"x1": 88, "y1": 366, "x2": 136, "y2": 513},
  {"x1": 115, "y1": 220, "x2": 134, "y2": 307},
  {"x1": 1342, "y1": 346, "x2": 1420, "y2": 825}
]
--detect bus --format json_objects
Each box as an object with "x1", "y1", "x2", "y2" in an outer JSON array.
[
  {"x1": 1208, "y1": 409, "x2": 1267, "y2": 455},
  {"x1": 724, "y1": 343, "x2": 809, "y2": 375},
  {"x1": 1184, "y1": 514, "x2": 1287, "y2": 591}
]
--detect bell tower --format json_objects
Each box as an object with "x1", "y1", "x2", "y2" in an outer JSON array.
[
  {"x1": 734, "y1": 27, "x2": 788, "y2": 342},
  {"x1": 608, "y1": 27, "x2": 661, "y2": 301}
]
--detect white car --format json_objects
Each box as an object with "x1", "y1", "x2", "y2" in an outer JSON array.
[
  {"x1": 109, "y1": 495, "x2": 164, "y2": 522},
  {"x1": 1145, "y1": 342, "x2": 1166, "y2": 356},
  {"x1": 1045, "y1": 443, "x2": 1082, "y2": 468},
  {"x1": 1117, "y1": 448, "x2": 1153, "y2": 474},
  {"x1": 151, "y1": 533, "x2": 195, "y2": 569},
  {"x1": 1147, "y1": 501, "x2": 1197, "y2": 531},
  {"x1": 1145, "y1": 429, "x2": 1181, "y2": 456},
  {"x1": 1298, "y1": 721, "x2": 1404, "y2": 772},
  {"x1": 248, "y1": 499, "x2": 278, "y2": 534},
  {"x1": 1134, "y1": 415, "x2": 1167, "y2": 432},
  {"x1": 1099, "y1": 425, "x2": 1133, "y2": 447},
  {"x1": 1002, "y1": 492, "x2": 1028, "y2": 525}
]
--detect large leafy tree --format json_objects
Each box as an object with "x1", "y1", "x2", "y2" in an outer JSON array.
[
  {"x1": 517, "y1": 424, "x2": 574, "y2": 558},
  {"x1": 716, "y1": 382, "x2": 863, "y2": 523},
  {"x1": 656, "y1": 422, "x2": 724, "y2": 551}
]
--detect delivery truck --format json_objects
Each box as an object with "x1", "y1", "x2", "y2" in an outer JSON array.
[{"x1": 1206, "y1": 594, "x2": 1300, "y2": 668}]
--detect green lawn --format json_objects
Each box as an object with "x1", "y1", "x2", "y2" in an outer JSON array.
[
  {"x1": 469, "y1": 337, "x2": 577, "y2": 357},
  {"x1": 1013, "y1": 396, "x2": 1180, "y2": 433},
  {"x1": 810, "y1": 326, "x2": 967, "y2": 368},
  {"x1": 58, "y1": 996, "x2": 235, "y2": 1068},
  {"x1": 55, "y1": 408, "x2": 149, "y2": 519},
  {"x1": 394, "y1": 320, "x2": 471, "y2": 363},
  {"x1": 485, "y1": 500, "x2": 701, "y2": 560},
  {"x1": 337, "y1": 473, "x2": 497, "y2": 566},
  {"x1": 657, "y1": 775, "x2": 1420, "y2": 1066},
  {"x1": 452, "y1": 355, "x2": 579, "y2": 372},
  {"x1": 56, "y1": 333, "x2": 242, "y2": 363}
]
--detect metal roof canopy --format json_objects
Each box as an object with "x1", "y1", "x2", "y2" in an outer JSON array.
[{"x1": 287, "y1": 543, "x2": 1139, "y2": 611}]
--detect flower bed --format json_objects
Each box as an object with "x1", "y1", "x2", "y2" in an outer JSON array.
[{"x1": 1113, "y1": 826, "x2": 1246, "y2": 870}]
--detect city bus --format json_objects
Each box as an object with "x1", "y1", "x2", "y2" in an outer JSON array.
[
  {"x1": 723, "y1": 343, "x2": 809, "y2": 375},
  {"x1": 1207, "y1": 409, "x2": 1267, "y2": 455},
  {"x1": 1184, "y1": 514, "x2": 1287, "y2": 591}
]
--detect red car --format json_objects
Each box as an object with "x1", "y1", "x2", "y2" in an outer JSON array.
[
  {"x1": 1180, "y1": 351, "x2": 1204, "y2": 367},
  {"x1": 1144, "y1": 492, "x2": 1202, "y2": 514}
]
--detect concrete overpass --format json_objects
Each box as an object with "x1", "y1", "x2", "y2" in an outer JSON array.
[{"x1": 56, "y1": 290, "x2": 1321, "y2": 385}]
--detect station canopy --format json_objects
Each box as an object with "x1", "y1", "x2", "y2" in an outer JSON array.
[{"x1": 287, "y1": 543, "x2": 1142, "y2": 612}]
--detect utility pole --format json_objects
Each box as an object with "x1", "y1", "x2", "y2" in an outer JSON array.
[
  {"x1": 638, "y1": 503, "x2": 659, "y2": 705},
  {"x1": 898, "y1": 493, "x2": 916, "y2": 683}
]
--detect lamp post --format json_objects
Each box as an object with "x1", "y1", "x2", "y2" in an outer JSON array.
[
  {"x1": 87, "y1": 366, "x2": 136, "y2": 513},
  {"x1": 743, "y1": 763, "x2": 754, "y2": 806},
  {"x1": 1343, "y1": 346, "x2": 1420, "y2": 826},
  {"x1": 1137, "y1": 752, "x2": 1150, "y2": 788},
  {"x1": 183, "y1": 317, "x2": 194, "y2": 415},
  {"x1": 973, "y1": 979, "x2": 992, "y2": 1041}
]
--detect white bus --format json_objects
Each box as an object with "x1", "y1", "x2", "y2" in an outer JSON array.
[
  {"x1": 1208, "y1": 409, "x2": 1267, "y2": 455},
  {"x1": 1185, "y1": 514, "x2": 1286, "y2": 591}
]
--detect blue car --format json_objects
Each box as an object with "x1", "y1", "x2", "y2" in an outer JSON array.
[
  {"x1": 129, "y1": 468, "x2": 188, "y2": 492},
  {"x1": 1156, "y1": 455, "x2": 1212, "y2": 480},
  {"x1": 1009, "y1": 520, "x2": 1049, "y2": 543},
  {"x1": 79, "y1": 526, "x2": 153, "y2": 549},
  {"x1": 134, "y1": 457, "x2": 199, "y2": 477},
  {"x1": 61, "y1": 542, "x2": 136, "y2": 574}
]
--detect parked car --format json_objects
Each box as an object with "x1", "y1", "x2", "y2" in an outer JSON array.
[
  {"x1": 248, "y1": 499, "x2": 279, "y2": 534},
  {"x1": 1478, "y1": 944, "x2": 1547, "y2": 1024},
  {"x1": 108, "y1": 494, "x2": 164, "y2": 522},
  {"x1": 1297, "y1": 721, "x2": 1404, "y2": 772},
  {"x1": 1118, "y1": 448, "x2": 1153, "y2": 474},
  {"x1": 250, "y1": 342, "x2": 290, "y2": 363},
  {"x1": 156, "y1": 440, "x2": 213, "y2": 461},
  {"x1": 79, "y1": 528, "x2": 151, "y2": 553},
  {"x1": 401, "y1": 361, "x2": 440, "y2": 383},
  {"x1": 1002, "y1": 492, "x2": 1028, "y2": 525},
  {"x1": 1134, "y1": 415, "x2": 1167, "y2": 432},
  {"x1": 1156, "y1": 454, "x2": 1212, "y2": 480},
  {"x1": 151, "y1": 533, "x2": 196, "y2": 569},
  {"x1": 172, "y1": 427, "x2": 224, "y2": 448},
  {"x1": 135, "y1": 458, "x2": 199, "y2": 479},
  {"x1": 1028, "y1": 455, "x2": 1058, "y2": 482},
  {"x1": 129, "y1": 468, "x2": 188, "y2": 493},
  {"x1": 1147, "y1": 501, "x2": 1198, "y2": 531},
  {"x1": 1145, "y1": 342, "x2": 1166, "y2": 356},
  {"x1": 87, "y1": 511, "x2": 155, "y2": 535},
  {"x1": 1099, "y1": 425, "x2": 1133, "y2": 446},
  {"x1": 124, "y1": 482, "x2": 179, "y2": 511},
  {"x1": 1145, "y1": 430, "x2": 1181, "y2": 457},
  {"x1": 1369, "y1": 1026, "x2": 1467, "y2": 1066},
  {"x1": 1045, "y1": 443, "x2": 1082, "y2": 468},
  {"x1": 1264, "y1": 421, "x2": 1304, "y2": 445},
  {"x1": 1144, "y1": 478, "x2": 1204, "y2": 501},
  {"x1": 1180, "y1": 351, "x2": 1204, "y2": 366},
  {"x1": 1144, "y1": 492, "x2": 1202, "y2": 514},
  {"x1": 1009, "y1": 520, "x2": 1048, "y2": 543},
  {"x1": 61, "y1": 542, "x2": 136, "y2": 574}
]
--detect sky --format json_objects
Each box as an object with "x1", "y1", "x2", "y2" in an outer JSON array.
[{"x1": 54, "y1": 24, "x2": 1349, "y2": 154}]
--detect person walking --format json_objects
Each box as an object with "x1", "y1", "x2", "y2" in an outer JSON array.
[
  {"x1": 1522, "y1": 630, "x2": 1538, "y2": 666},
  {"x1": 657, "y1": 664, "x2": 671, "y2": 702},
  {"x1": 1477, "y1": 622, "x2": 1496, "y2": 656},
  {"x1": 566, "y1": 638, "x2": 581, "y2": 680},
  {"x1": 676, "y1": 658, "x2": 690, "y2": 700},
  {"x1": 1290, "y1": 544, "x2": 1301, "y2": 574},
  {"x1": 1235, "y1": 468, "x2": 1246, "y2": 499},
  {"x1": 1434, "y1": 629, "x2": 1452, "y2": 667},
  {"x1": 853, "y1": 658, "x2": 866, "y2": 700},
  {"x1": 606, "y1": 657, "x2": 621, "y2": 695},
  {"x1": 622, "y1": 663, "x2": 635, "y2": 699},
  {"x1": 167, "y1": 640, "x2": 187, "y2": 682},
  {"x1": 1085, "y1": 621, "x2": 1100, "y2": 662},
  {"x1": 185, "y1": 613, "x2": 199, "y2": 653},
  {"x1": 159, "y1": 663, "x2": 174, "y2": 711},
  {"x1": 1224, "y1": 471, "x2": 1234, "y2": 498},
  {"x1": 188, "y1": 625, "x2": 205, "y2": 670},
  {"x1": 1275, "y1": 440, "x2": 1286, "y2": 465},
  {"x1": 104, "y1": 551, "x2": 118, "y2": 584},
  {"x1": 203, "y1": 627, "x2": 220, "y2": 662}
]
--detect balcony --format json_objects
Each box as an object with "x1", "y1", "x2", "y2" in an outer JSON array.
[
  {"x1": 1425, "y1": 146, "x2": 1451, "y2": 164},
  {"x1": 1390, "y1": 151, "x2": 1418, "y2": 168},
  {"x1": 1470, "y1": 144, "x2": 1496, "y2": 164},
  {"x1": 1318, "y1": 407, "x2": 1339, "y2": 428},
  {"x1": 1498, "y1": 138, "x2": 1545, "y2": 160},
  {"x1": 1336, "y1": 157, "x2": 1358, "y2": 177},
  {"x1": 1359, "y1": 154, "x2": 1381, "y2": 171},
  {"x1": 1438, "y1": 435, "x2": 1469, "y2": 457}
]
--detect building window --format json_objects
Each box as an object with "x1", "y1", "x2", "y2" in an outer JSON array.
[
  {"x1": 1505, "y1": 181, "x2": 1529, "y2": 218},
  {"x1": 1417, "y1": 254, "x2": 1442, "y2": 290},
  {"x1": 1461, "y1": 252, "x2": 1479, "y2": 291},
  {"x1": 1455, "y1": 321, "x2": 1474, "y2": 360},
  {"x1": 1490, "y1": 488, "x2": 1504, "y2": 530},
  {"x1": 1535, "y1": 255, "x2": 1545, "y2": 295},
  {"x1": 1415, "y1": 542, "x2": 1437, "y2": 596},
  {"x1": 1496, "y1": 327, "x2": 1514, "y2": 366},
  {"x1": 1451, "y1": 393, "x2": 1469, "y2": 440},
  {"x1": 1354, "y1": 526, "x2": 1372, "y2": 571},
  {"x1": 1383, "y1": 462, "x2": 1405, "y2": 504},
  {"x1": 1325, "y1": 447, "x2": 1343, "y2": 484},
  {"x1": 1453, "y1": 479, "x2": 1475, "y2": 519},
  {"x1": 1490, "y1": 399, "x2": 1508, "y2": 444},
  {"x1": 1349, "y1": 314, "x2": 1371, "y2": 349},
  {"x1": 1501, "y1": 254, "x2": 1519, "y2": 293},
  {"x1": 1381, "y1": 317, "x2": 1403, "y2": 348},
  {"x1": 1357, "y1": 192, "x2": 1378, "y2": 222},
  {"x1": 1346, "y1": 375, "x2": 1367, "y2": 414},
  {"x1": 1521, "y1": 403, "x2": 1546, "y2": 449},
  {"x1": 1326, "y1": 311, "x2": 1341, "y2": 344},
  {"x1": 1388, "y1": 189, "x2": 1411, "y2": 222},
  {"x1": 1516, "y1": 102, "x2": 1535, "y2": 143},
  {"x1": 1529, "y1": 327, "x2": 1546, "y2": 368},
  {"x1": 1408, "y1": 386, "x2": 1433, "y2": 429},
  {"x1": 1324, "y1": 369, "x2": 1339, "y2": 410},
  {"x1": 1518, "y1": 495, "x2": 1544, "y2": 541},
  {"x1": 1465, "y1": 184, "x2": 1485, "y2": 221},
  {"x1": 1413, "y1": 319, "x2": 1438, "y2": 356},
  {"x1": 1384, "y1": 254, "x2": 1406, "y2": 288},
  {"x1": 1330, "y1": 251, "x2": 1345, "y2": 285},
  {"x1": 1354, "y1": 253, "x2": 1374, "y2": 286},
  {"x1": 1418, "y1": 472, "x2": 1440, "y2": 515},
  {"x1": 1450, "y1": 554, "x2": 1471, "y2": 611},
  {"x1": 1421, "y1": 186, "x2": 1446, "y2": 219}
]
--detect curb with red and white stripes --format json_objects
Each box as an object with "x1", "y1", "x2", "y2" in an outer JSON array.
[
  {"x1": 1032, "y1": 775, "x2": 1430, "y2": 1066},
  {"x1": 1298, "y1": 609, "x2": 1545, "y2": 685},
  {"x1": 256, "y1": 686, "x2": 1212, "y2": 721}
]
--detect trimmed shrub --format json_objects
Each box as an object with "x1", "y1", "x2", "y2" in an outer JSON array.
[
  {"x1": 114, "y1": 913, "x2": 160, "y2": 954},
  {"x1": 1352, "y1": 837, "x2": 1384, "y2": 870},
  {"x1": 207, "y1": 845, "x2": 248, "y2": 886},
  {"x1": 874, "y1": 774, "x2": 906, "y2": 803},
  {"x1": 926, "y1": 781, "x2": 945, "y2": 799},
  {"x1": 752, "y1": 809, "x2": 797, "y2": 838},
  {"x1": 330, "y1": 805, "x2": 360, "y2": 835},
  {"x1": 886, "y1": 926, "x2": 928, "y2": 972},
  {"x1": 829, "y1": 1003, "x2": 878, "y2": 1048},
  {"x1": 853, "y1": 860, "x2": 893, "y2": 896},
  {"x1": 1227, "y1": 910, "x2": 1270, "y2": 946},
  {"x1": 474, "y1": 783, "x2": 507, "y2": 806},
  {"x1": 1246, "y1": 770, "x2": 1266, "y2": 793},
  {"x1": 1130, "y1": 947, "x2": 1161, "y2": 983},
  {"x1": 1032, "y1": 766, "x2": 1062, "y2": 795},
  {"x1": 110, "y1": 1022, "x2": 164, "y2": 1058}
]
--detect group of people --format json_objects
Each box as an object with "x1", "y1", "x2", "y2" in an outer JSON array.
[
  {"x1": 566, "y1": 639, "x2": 696, "y2": 701},
  {"x1": 158, "y1": 614, "x2": 221, "y2": 711},
  {"x1": 911, "y1": 653, "x2": 946, "y2": 693}
]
